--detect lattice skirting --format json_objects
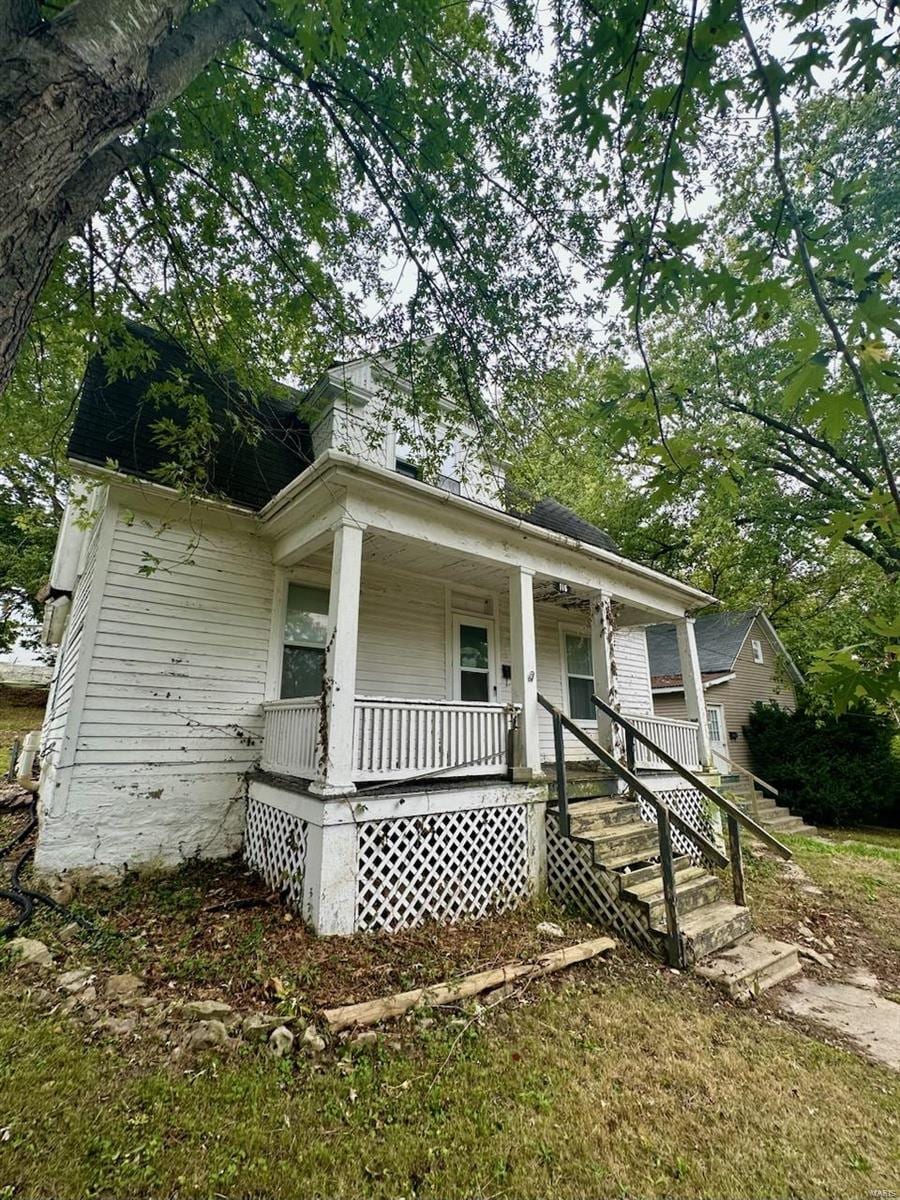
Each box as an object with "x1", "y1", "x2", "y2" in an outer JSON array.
[
  {"x1": 355, "y1": 804, "x2": 531, "y2": 933},
  {"x1": 639, "y1": 789, "x2": 723, "y2": 866},
  {"x1": 545, "y1": 816, "x2": 660, "y2": 957},
  {"x1": 244, "y1": 796, "x2": 309, "y2": 910}
]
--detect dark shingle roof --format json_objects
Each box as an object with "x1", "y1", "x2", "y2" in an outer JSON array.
[
  {"x1": 511, "y1": 497, "x2": 618, "y2": 554},
  {"x1": 68, "y1": 323, "x2": 312, "y2": 510},
  {"x1": 646, "y1": 611, "x2": 757, "y2": 681}
]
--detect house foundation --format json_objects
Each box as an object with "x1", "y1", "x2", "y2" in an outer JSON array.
[{"x1": 245, "y1": 775, "x2": 547, "y2": 935}]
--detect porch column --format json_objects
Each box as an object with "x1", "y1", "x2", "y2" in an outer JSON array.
[
  {"x1": 508, "y1": 566, "x2": 541, "y2": 780},
  {"x1": 311, "y1": 520, "x2": 364, "y2": 796},
  {"x1": 675, "y1": 615, "x2": 713, "y2": 770},
  {"x1": 590, "y1": 591, "x2": 626, "y2": 763}
]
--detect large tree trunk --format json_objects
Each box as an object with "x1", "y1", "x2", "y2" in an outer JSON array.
[{"x1": 0, "y1": 0, "x2": 267, "y2": 394}]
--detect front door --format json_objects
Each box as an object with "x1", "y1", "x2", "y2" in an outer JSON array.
[
  {"x1": 453, "y1": 618, "x2": 494, "y2": 702},
  {"x1": 706, "y1": 702, "x2": 728, "y2": 768}
]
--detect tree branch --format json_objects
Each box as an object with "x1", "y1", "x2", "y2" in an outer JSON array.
[
  {"x1": 737, "y1": 1, "x2": 900, "y2": 518},
  {"x1": 147, "y1": 0, "x2": 269, "y2": 112}
]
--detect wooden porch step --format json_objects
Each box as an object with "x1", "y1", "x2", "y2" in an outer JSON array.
[
  {"x1": 622, "y1": 867, "x2": 722, "y2": 925},
  {"x1": 585, "y1": 820, "x2": 660, "y2": 867},
  {"x1": 565, "y1": 798, "x2": 643, "y2": 834},
  {"x1": 616, "y1": 856, "x2": 692, "y2": 888},
  {"x1": 679, "y1": 902, "x2": 753, "y2": 962}
]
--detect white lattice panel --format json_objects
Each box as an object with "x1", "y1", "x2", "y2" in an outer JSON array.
[
  {"x1": 545, "y1": 816, "x2": 660, "y2": 956},
  {"x1": 244, "y1": 797, "x2": 309, "y2": 909},
  {"x1": 355, "y1": 805, "x2": 530, "y2": 932},
  {"x1": 639, "y1": 789, "x2": 722, "y2": 866}
]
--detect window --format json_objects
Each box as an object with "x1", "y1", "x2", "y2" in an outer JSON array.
[
  {"x1": 438, "y1": 474, "x2": 461, "y2": 495},
  {"x1": 281, "y1": 583, "x2": 329, "y2": 698},
  {"x1": 395, "y1": 459, "x2": 419, "y2": 480},
  {"x1": 564, "y1": 632, "x2": 595, "y2": 720},
  {"x1": 751, "y1": 638, "x2": 764, "y2": 664},
  {"x1": 458, "y1": 622, "x2": 490, "y2": 702}
]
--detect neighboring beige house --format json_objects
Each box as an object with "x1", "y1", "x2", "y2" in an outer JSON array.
[{"x1": 648, "y1": 611, "x2": 803, "y2": 772}]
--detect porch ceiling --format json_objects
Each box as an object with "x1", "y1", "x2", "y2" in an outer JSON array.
[{"x1": 299, "y1": 530, "x2": 662, "y2": 626}]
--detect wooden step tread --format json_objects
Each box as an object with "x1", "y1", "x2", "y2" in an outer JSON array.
[{"x1": 622, "y1": 865, "x2": 708, "y2": 899}]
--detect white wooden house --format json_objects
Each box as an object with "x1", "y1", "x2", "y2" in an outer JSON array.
[{"x1": 36, "y1": 326, "x2": 791, "y2": 969}]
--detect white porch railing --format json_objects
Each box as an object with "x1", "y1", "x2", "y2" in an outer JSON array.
[
  {"x1": 261, "y1": 697, "x2": 321, "y2": 778},
  {"x1": 624, "y1": 712, "x2": 702, "y2": 772},
  {"x1": 352, "y1": 697, "x2": 514, "y2": 781},
  {"x1": 260, "y1": 696, "x2": 515, "y2": 784}
]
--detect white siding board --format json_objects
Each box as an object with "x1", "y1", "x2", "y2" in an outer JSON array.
[{"x1": 36, "y1": 501, "x2": 274, "y2": 875}]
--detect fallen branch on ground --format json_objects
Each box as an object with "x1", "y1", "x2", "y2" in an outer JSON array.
[{"x1": 321, "y1": 936, "x2": 615, "y2": 1031}]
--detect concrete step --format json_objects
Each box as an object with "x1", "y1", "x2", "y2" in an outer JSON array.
[
  {"x1": 586, "y1": 820, "x2": 660, "y2": 866},
  {"x1": 696, "y1": 934, "x2": 802, "y2": 999},
  {"x1": 679, "y1": 901, "x2": 753, "y2": 961}
]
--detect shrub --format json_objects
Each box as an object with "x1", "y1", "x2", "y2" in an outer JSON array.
[{"x1": 744, "y1": 700, "x2": 900, "y2": 828}]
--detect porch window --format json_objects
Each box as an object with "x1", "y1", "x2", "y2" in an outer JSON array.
[
  {"x1": 281, "y1": 583, "x2": 329, "y2": 698},
  {"x1": 564, "y1": 632, "x2": 595, "y2": 720},
  {"x1": 459, "y1": 623, "x2": 490, "y2": 702}
]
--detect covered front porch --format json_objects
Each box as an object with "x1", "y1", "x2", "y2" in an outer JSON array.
[{"x1": 256, "y1": 452, "x2": 715, "y2": 796}]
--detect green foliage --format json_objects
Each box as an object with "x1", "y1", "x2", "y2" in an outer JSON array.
[{"x1": 745, "y1": 700, "x2": 900, "y2": 828}]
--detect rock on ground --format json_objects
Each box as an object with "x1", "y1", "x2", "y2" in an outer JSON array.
[
  {"x1": 105, "y1": 973, "x2": 144, "y2": 1000},
  {"x1": 184, "y1": 1020, "x2": 231, "y2": 1052},
  {"x1": 179, "y1": 999, "x2": 233, "y2": 1021},
  {"x1": 7, "y1": 938, "x2": 53, "y2": 969},
  {"x1": 57, "y1": 967, "x2": 93, "y2": 993},
  {"x1": 301, "y1": 1025, "x2": 326, "y2": 1053},
  {"x1": 268, "y1": 1026, "x2": 294, "y2": 1057},
  {"x1": 242, "y1": 1014, "x2": 285, "y2": 1042},
  {"x1": 536, "y1": 921, "x2": 566, "y2": 939}
]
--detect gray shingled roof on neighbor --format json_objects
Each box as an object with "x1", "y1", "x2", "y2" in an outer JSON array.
[
  {"x1": 646, "y1": 611, "x2": 757, "y2": 683},
  {"x1": 69, "y1": 323, "x2": 313, "y2": 511},
  {"x1": 509, "y1": 497, "x2": 618, "y2": 553}
]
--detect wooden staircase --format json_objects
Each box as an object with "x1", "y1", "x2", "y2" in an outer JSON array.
[
  {"x1": 550, "y1": 791, "x2": 752, "y2": 965},
  {"x1": 539, "y1": 693, "x2": 801, "y2": 986},
  {"x1": 718, "y1": 775, "x2": 816, "y2": 836}
]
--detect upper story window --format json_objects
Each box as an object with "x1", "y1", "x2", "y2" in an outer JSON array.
[
  {"x1": 751, "y1": 638, "x2": 764, "y2": 664},
  {"x1": 395, "y1": 459, "x2": 419, "y2": 480},
  {"x1": 281, "y1": 583, "x2": 329, "y2": 698}
]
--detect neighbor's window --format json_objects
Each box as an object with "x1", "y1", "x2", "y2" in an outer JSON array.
[
  {"x1": 565, "y1": 633, "x2": 595, "y2": 720},
  {"x1": 751, "y1": 638, "x2": 764, "y2": 664},
  {"x1": 281, "y1": 583, "x2": 329, "y2": 698}
]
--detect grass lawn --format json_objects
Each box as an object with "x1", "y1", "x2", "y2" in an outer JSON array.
[
  {"x1": 1, "y1": 952, "x2": 897, "y2": 1199},
  {"x1": 0, "y1": 691, "x2": 45, "y2": 777},
  {"x1": 0, "y1": 830, "x2": 899, "y2": 1199}
]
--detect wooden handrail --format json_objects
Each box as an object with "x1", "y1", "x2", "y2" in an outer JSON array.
[
  {"x1": 713, "y1": 751, "x2": 779, "y2": 798},
  {"x1": 591, "y1": 695, "x2": 791, "y2": 861},
  {"x1": 537, "y1": 694, "x2": 728, "y2": 870}
]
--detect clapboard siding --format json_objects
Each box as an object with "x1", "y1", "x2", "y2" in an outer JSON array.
[
  {"x1": 79, "y1": 512, "x2": 273, "y2": 766},
  {"x1": 36, "y1": 502, "x2": 274, "y2": 874},
  {"x1": 614, "y1": 628, "x2": 653, "y2": 716},
  {"x1": 652, "y1": 616, "x2": 797, "y2": 770},
  {"x1": 355, "y1": 566, "x2": 447, "y2": 699}
]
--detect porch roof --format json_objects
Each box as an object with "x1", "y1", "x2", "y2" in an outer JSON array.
[{"x1": 261, "y1": 450, "x2": 717, "y2": 618}]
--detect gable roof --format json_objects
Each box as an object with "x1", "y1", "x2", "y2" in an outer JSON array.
[
  {"x1": 68, "y1": 323, "x2": 313, "y2": 511},
  {"x1": 508, "y1": 496, "x2": 618, "y2": 554},
  {"x1": 646, "y1": 609, "x2": 804, "y2": 689}
]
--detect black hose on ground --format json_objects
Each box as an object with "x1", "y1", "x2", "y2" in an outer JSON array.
[{"x1": 0, "y1": 789, "x2": 95, "y2": 938}]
